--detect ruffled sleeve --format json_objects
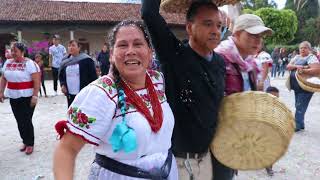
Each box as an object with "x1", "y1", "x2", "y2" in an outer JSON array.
[{"x1": 64, "y1": 83, "x2": 117, "y2": 145}]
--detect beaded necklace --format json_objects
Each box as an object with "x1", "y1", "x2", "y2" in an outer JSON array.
[
  {"x1": 108, "y1": 74, "x2": 163, "y2": 153},
  {"x1": 121, "y1": 74, "x2": 163, "y2": 132}
]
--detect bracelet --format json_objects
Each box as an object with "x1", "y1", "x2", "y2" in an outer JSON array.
[{"x1": 32, "y1": 96, "x2": 38, "y2": 99}]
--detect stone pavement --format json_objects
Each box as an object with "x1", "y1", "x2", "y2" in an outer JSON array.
[{"x1": 0, "y1": 77, "x2": 319, "y2": 180}]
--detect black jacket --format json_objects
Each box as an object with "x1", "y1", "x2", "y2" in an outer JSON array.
[
  {"x1": 59, "y1": 57, "x2": 97, "y2": 94},
  {"x1": 142, "y1": 0, "x2": 226, "y2": 153}
]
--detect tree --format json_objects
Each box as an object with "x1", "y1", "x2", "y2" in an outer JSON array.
[
  {"x1": 253, "y1": 8, "x2": 298, "y2": 44},
  {"x1": 242, "y1": 0, "x2": 277, "y2": 10},
  {"x1": 285, "y1": 0, "x2": 319, "y2": 44},
  {"x1": 301, "y1": 17, "x2": 320, "y2": 46}
]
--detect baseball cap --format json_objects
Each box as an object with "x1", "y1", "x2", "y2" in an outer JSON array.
[
  {"x1": 233, "y1": 14, "x2": 273, "y2": 35},
  {"x1": 53, "y1": 34, "x2": 61, "y2": 39}
]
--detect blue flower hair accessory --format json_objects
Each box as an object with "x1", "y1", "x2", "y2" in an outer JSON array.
[{"x1": 109, "y1": 89, "x2": 137, "y2": 153}]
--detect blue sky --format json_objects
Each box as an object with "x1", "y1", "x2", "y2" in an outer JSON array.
[{"x1": 54, "y1": 0, "x2": 287, "y2": 9}]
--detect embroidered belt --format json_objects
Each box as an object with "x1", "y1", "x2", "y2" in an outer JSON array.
[
  {"x1": 7, "y1": 81, "x2": 33, "y2": 90},
  {"x1": 94, "y1": 150, "x2": 172, "y2": 180}
]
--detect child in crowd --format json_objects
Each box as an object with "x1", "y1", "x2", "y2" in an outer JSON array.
[
  {"x1": 35, "y1": 54, "x2": 47, "y2": 97},
  {"x1": 265, "y1": 86, "x2": 280, "y2": 176}
]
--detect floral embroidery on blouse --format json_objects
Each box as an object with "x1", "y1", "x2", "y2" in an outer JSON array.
[
  {"x1": 99, "y1": 77, "x2": 117, "y2": 94},
  {"x1": 68, "y1": 107, "x2": 96, "y2": 129}
]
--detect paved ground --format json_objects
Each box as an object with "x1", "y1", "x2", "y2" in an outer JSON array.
[{"x1": 0, "y1": 76, "x2": 319, "y2": 180}]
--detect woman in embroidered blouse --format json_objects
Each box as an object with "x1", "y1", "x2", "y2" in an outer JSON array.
[
  {"x1": 53, "y1": 20, "x2": 177, "y2": 180},
  {"x1": 0, "y1": 42, "x2": 40, "y2": 155}
]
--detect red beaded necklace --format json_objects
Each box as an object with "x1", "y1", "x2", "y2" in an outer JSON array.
[{"x1": 121, "y1": 74, "x2": 163, "y2": 133}]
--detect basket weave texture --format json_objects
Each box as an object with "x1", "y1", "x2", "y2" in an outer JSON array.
[
  {"x1": 160, "y1": 0, "x2": 240, "y2": 13},
  {"x1": 211, "y1": 91, "x2": 295, "y2": 170},
  {"x1": 296, "y1": 72, "x2": 320, "y2": 92}
]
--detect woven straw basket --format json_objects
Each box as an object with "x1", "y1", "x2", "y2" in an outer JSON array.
[
  {"x1": 296, "y1": 72, "x2": 320, "y2": 93},
  {"x1": 160, "y1": 0, "x2": 241, "y2": 13},
  {"x1": 211, "y1": 91, "x2": 295, "y2": 170}
]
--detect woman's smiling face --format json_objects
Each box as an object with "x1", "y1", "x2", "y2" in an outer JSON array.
[{"x1": 110, "y1": 25, "x2": 152, "y2": 81}]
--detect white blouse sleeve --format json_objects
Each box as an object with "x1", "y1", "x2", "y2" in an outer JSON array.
[
  {"x1": 26, "y1": 60, "x2": 40, "y2": 74},
  {"x1": 66, "y1": 84, "x2": 117, "y2": 145},
  {"x1": 258, "y1": 52, "x2": 272, "y2": 64}
]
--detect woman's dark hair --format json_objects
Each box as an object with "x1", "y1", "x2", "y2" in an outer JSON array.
[
  {"x1": 68, "y1": 39, "x2": 81, "y2": 48},
  {"x1": 108, "y1": 20, "x2": 152, "y2": 49},
  {"x1": 12, "y1": 42, "x2": 27, "y2": 54},
  {"x1": 186, "y1": 2, "x2": 219, "y2": 22}
]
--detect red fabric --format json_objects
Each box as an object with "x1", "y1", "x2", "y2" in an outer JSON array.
[
  {"x1": 55, "y1": 120, "x2": 68, "y2": 139},
  {"x1": 121, "y1": 74, "x2": 163, "y2": 133},
  {"x1": 54, "y1": 120, "x2": 99, "y2": 145},
  {"x1": 7, "y1": 81, "x2": 33, "y2": 90},
  {"x1": 224, "y1": 60, "x2": 244, "y2": 95}
]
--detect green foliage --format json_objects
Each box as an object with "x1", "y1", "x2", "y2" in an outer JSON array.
[
  {"x1": 301, "y1": 17, "x2": 320, "y2": 46},
  {"x1": 242, "y1": 8, "x2": 254, "y2": 14},
  {"x1": 242, "y1": 0, "x2": 277, "y2": 10},
  {"x1": 285, "y1": 0, "x2": 319, "y2": 44},
  {"x1": 254, "y1": 8, "x2": 298, "y2": 44}
]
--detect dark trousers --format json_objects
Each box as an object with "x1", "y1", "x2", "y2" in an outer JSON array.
[
  {"x1": 10, "y1": 97, "x2": 35, "y2": 146},
  {"x1": 39, "y1": 79, "x2": 47, "y2": 96},
  {"x1": 278, "y1": 64, "x2": 287, "y2": 77},
  {"x1": 271, "y1": 63, "x2": 279, "y2": 78},
  {"x1": 52, "y1": 67, "x2": 59, "y2": 91},
  {"x1": 211, "y1": 152, "x2": 235, "y2": 180},
  {"x1": 294, "y1": 91, "x2": 313, "y2": 130},
  {"x1": 67, "y1": 94, "x2": 76, "y2": 107}
]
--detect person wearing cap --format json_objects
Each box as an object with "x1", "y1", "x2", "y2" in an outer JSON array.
[
  {"x1": 214, "y1": 13, "x2": 272, "y2": 178},
  {"x1": 49, "y1": 35, "x2": 67, "y2": 96},
  {"x1": 215, "y1": 14, "x2": 273, "y2": 95},
  {"x1": 142, "y1": 0, "x2": 227, "y2": 179}
]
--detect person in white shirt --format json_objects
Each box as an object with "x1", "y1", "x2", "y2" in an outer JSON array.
[
  {"x1": 58, "y1": 40, "x2": 97, "y2": 107},
  {"x1": 0, "y1": 42, "x2": 40, "y2": 155},
  {"x1": 255, "y1": 43, "x2": 273, "y2": 91},
  {"x1": 49, "y1": 35, "x2": 66, "y2": 96}
]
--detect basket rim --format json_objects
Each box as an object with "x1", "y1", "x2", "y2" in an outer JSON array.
[
  {"x1": 296, "y1": 72, "x2": 320, "y2": 92},
  {"x1": 296, "y1": 71, "x2": 320, "y2": 88}
]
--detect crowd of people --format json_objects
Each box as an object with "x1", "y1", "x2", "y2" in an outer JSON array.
[{"x1": 0, "y1": 1, "x2": 320, "y2": 179}]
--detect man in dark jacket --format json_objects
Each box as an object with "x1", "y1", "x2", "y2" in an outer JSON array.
[
  {"x1": 142, "y1": 0, "x2": 228, "y2": 179},
  {"x1": 96, "y1": 43, "x2": 110, "y2": 76}
]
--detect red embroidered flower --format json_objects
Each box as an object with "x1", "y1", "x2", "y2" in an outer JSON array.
[
  {"x1": 102, "y1": 77, "x2": 113, "y2": 86},
  {"x1": 68, "y1": 108, "x2": 73, "y2": 115},
  {"x1": 77, "y1": 112, "x2": 89, "y2": 124}
]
